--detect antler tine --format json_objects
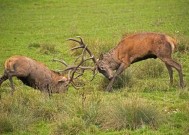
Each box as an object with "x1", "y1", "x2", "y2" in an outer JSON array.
[
  {"x1": 68, "y1": 58, "x2": 95, "y2": 85},
  {"x1": 68, "y1": 37, "x2": 96, "y2": 57},
  {"x1": 73, "y1": 69, "x2": 85, "y2": 80},
  {"x1": 69, "y1": 61, "x2": 83, "y2": 83},
  {"x1": 63, "y1": 66, "x2": 94, "y2": 72},
  {"x1": 71, "y1": 46, "x2": 83, "y2": 50},
  {"x1": 71, "y1": 37, "x2": 97, "y2": 64},
  {"x1": 52, "y1": 59, "x2": 68, "y2": 66},
  {"x1": 67, "y1": 69, "x2": 84, "y2": 89},
  {"x1": 68, "y1": 67, "x2": 96, "y2": 88},
  {"x1": 73, "y1": 45, "x2": 87, "y2": 63},
  {"x1": 66, "y1": 70, "x2": 79, "y2": 89},
  {"x1": 68, "y1": 38, "x2": 81, "y2": 44},
  {"x1": 90, "y1": 67, "x2": 98, "y2": 81},
  {"x1": 68, "y1": 37, "x2": 85, "y2": 47},
  {"x1": 76, "y1": 36, "x2": 84, "y2": 44}
]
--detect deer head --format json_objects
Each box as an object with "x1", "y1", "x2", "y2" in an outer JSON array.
[
  {"x1": 64, "y1": 36, "x2": 120, "y2": 82},
  {"x1": 97, "y1": 52, "x2": 121, "y2": 80}
]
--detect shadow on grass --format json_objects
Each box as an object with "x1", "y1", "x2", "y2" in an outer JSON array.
[{"x1": 99, "y1": 71, "x2": 134, "y2": 91}]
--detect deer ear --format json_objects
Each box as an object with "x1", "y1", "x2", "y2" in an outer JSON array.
[{"x1": 58, "y1": 77, "x2": 67, "y2": 83}]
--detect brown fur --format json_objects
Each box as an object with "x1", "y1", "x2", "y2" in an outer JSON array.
[
  {"x1": 97, "y1": 32, "x2": 184, "y2": 91},
  {"x1": 0, "y1": 56, "x2": 68, "y2": 95}
]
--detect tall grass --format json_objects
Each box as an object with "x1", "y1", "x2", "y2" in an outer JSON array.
[
  {"x1": 0, "y1": 89, "x2": 56, "y2": 133},
  {"x1": 0, "y1": 115, "x2": 13, "y2": 134},
  {"x1": 99, "y1": 70, "x2": 135, "y2": 90},
  {"x1": 133, "y1": 59, "x2": 165, "y2": 79},
  {"x1": 0, "y1": 89, "x2": 164, "y2": 134},
  {"x1": 98, "y1": 96, "x2": 163, "y2": 130},
  {"x1": 176, "y1": 35, "x2": 189, "y2": 53}
]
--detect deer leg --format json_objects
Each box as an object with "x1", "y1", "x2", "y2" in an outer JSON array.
[
  {"x1": 161, "y1": 58, "x2": 184, "y2": 88},
  {"x1": 47, "y1": 84, "x2": 52, "y2": 97},
  {"x1": 106, "y1": 63, "x2": 127, "y2": 92},
  {"x1": 165, "y1": 63, "x2": 173, "y2": 86},
  {"x1": 8, "y1": 75, "x2": 15, "y2": 95},
  {"x1": 0, "y1": 73, "x2": 8, "y2": 86}
]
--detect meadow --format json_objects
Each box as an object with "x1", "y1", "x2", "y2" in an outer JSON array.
[{"x1": 0, "y1": 0, "x2": 189, "y2": 134}]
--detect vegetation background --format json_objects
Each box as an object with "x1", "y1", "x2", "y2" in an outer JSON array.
[{"x1": 0, "y1": 0, "x2": 189, "y2": 134}]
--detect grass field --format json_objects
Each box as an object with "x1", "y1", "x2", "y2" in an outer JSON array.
[{"x1": 0, "y1": 0, "x2": 189, "y2": 135}]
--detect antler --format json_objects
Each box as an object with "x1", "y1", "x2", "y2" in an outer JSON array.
[
  {"x1": 52, "y1": 36, "x2": 98, "y2": 88},
  {"x1": 68, "y1": 36, "x2": 98, "y2": 64},
  {"x1": 67, "y1": 36, "x2": 98, "y2": 82},
  {"x1": 53, "y1": 36, "x2": 97, "y2": 89},
  {"x1": 68, "y1": 36, "x2": 97, "y2": 86}
]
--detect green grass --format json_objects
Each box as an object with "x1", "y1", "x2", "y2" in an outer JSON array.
[{"x1": 0, "y1": 0, "x2": 189, "y2": 134}]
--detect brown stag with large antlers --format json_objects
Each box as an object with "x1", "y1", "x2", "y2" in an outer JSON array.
[
  {"x1": 0, "y1": 39, "x2": 97, "y2": 95},
  {"x1": 68, "y1": 33, "x2": 184, "y2": 92},
  {"x1": 0, "y1": 54, "x2": 96, "y2": 95}
]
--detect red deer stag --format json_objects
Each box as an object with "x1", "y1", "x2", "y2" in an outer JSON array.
[
  {"x1": 68, "y1": 33, "x2": 184, "y2": 92},
  {"x1": 0, "y1": 55, "x2": 69, "y2": 95}
]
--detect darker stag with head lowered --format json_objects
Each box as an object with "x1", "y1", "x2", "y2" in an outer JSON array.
[
  {"x1": 0, "y1": 56, "x2": 70, "y2": 95},
  {"x1": 69, "y1": 33, "x2": 184, "y2": 91}
]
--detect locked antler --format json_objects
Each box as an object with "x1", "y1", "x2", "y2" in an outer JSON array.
[
  {"x1": 53, "y1": 36, "x2": 98, "y2": 88},
  {"x1": 68, "y1": 36, "x2": 97, "y2": 64},
  {"x1": 52, "y1": 58, "x2": 94, "y2": 88},
  {"x1": 67, "y1": 36, "x2": 98, "y2": 82}
]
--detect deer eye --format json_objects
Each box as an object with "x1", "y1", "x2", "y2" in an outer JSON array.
[{"x1": 100, "y1": 66, "x2": 106, "y2": 71}]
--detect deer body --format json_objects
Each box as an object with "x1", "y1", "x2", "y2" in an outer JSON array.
[
  {"x1": 97, "y1": 32, "x2": 184, "y2": 91},
  {"x1": 0, "y1": 56, "x2": 68, "y2": 95}
]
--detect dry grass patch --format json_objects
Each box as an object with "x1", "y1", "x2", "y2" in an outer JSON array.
[{"x1": 98, "y1": 96, "x2": 163, "y2": 130}]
